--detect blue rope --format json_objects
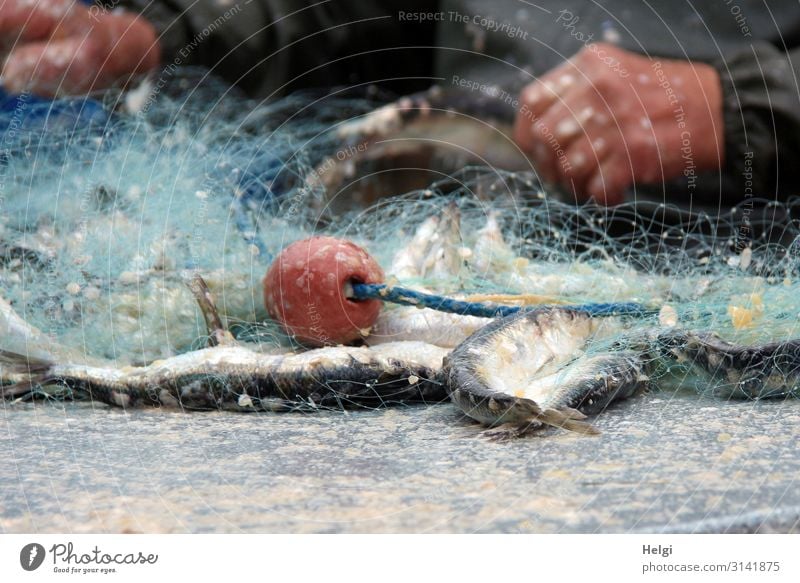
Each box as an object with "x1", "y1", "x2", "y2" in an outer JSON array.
[{"x1": 350, "y1": 282, "x2": 655, "y2": 319}]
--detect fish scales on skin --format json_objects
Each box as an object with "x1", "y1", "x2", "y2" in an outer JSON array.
[{"x1": 0, "y1": 342, "x2": 450, "y2": 411}]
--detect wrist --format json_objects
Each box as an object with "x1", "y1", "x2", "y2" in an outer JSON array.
[{"x1": 689, "y1": 62, "x2": 725, "y2": 172}]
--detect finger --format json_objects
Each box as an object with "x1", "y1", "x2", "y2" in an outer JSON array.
[
  {"x1": 627, "y1": 131, "x2": 665, "y2": 185},
  {"x1": 0, "y1": 0, "x2": 78, "y2": 45},
  {"x1": 2, "y1": 36, "x2": 100, "y2": 96},
  {"x1": 561, "y1": 133, "x2": 611, "y2": 195},
  {"x1": 586, "y1": 153, "x2": 632, "y2": 205},
  {"x1": 521, "y1": 61, "x2": 580, "y2": 119},
  {"x1": 513, "y1": 83, "x2": 560, "y2": 155},
  {"x1": 2, "y1": 13, "x2": 159, "y2": 96},
  {"x1": 523, "y1": 115, "x2": 567, "y2": 184},
  {"x1": 95, "y1": 12, "x2": 160, "y2": 83},
  {"x1": 513, "y1": 67, "x2": 578, "y2": 152},
  {"x1": 531, "y1": 93, "x2": 593, "y2": 183}
]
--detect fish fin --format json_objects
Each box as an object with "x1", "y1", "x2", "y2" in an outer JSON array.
[
  {"x1": 556, "y1": 405, "x2": 588, "y2": 420},
  {"x1": 536, "y1": 407, "x2": 600, "y2": 436},
  {"x1": 509, "y1": 399, "x2": 599, "y2": 435},
  {"x1": 185, "y1": 274, "x2": 237, "y2": 347},
  {"x1": 0, "y1": 349, "x2": 53, "y2": 375},
  {"x1": 482, "y1": 421, "x2": 541, "y2": 441},
  {"x1": 0, "y1": 377, "x2": 53, "y2": 399}
]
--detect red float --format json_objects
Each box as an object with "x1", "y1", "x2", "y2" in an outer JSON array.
[{"x1": 264, "y1": 236, "x2": 384, "y2": 346}]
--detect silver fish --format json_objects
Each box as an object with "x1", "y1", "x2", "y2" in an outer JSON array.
[
  {"x1": 388, "y1": 203, "x2": 464, "y2": 287},
  {"x1": 468, "y1": 211, "x2": 516, "y2": 275},
  {"x1": 443, "y1": 307, "x2": 648, "y2": 438},
  {"x1": 1, "y1": 276, "x2": 450, "y2": 410},
  {"x1": 368, "y1": 204, "x2": 490, "y2": 348},
  {"x1": 0, "y1": 341, "x2": 449, "y2": 411},
  {"x1": 647, "y1": 329, "x2": 800, "y2": 399},
  {"x1": 310, "y1": 87, "x2": 529, "y2": 204},
  {"x1": 443, "y1": 306, "x2": 800, "y2": 438},
  {"x1": 366, "y1": 309, "x2": 489, "y2": 349}
]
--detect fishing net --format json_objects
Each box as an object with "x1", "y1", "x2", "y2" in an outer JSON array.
[{"x1": 2, "y1": 69, "x2": 800, "y2": 398}]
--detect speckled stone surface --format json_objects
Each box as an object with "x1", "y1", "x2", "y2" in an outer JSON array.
[{"x1": 2, "y1": 392, "x2": 799, "y2": 533}]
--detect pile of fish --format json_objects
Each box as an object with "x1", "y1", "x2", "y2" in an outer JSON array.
[{"x1": 3, "y1": 204, "x2": 800, "y2": 440}]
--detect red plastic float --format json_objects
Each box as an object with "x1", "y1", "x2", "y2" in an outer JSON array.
[{"x1": 264, "y1": 236, "x2": 384, "y2": 346}]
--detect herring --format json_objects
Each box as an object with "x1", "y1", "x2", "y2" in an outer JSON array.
[
  {"x1": 0, "y1": 341, "x2": 449, "y2": 411},
  {"x1": 444, "y1": 307, "x2": 648, "y2": 439}
]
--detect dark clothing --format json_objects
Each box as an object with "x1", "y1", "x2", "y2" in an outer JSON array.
[
  {"x1": 117, "y1": 0, "x2": 800, "y2": 202},
  {"x1": 114, "y1": 0, "x2": 436, "y2": 97}
]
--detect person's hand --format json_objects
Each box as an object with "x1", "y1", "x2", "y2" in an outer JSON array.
[
  {"x1": 513, "y1": 43, "x2": 724, "y2": 204},
  {"x1": 1, "y1": 0, "x2": 160, "y2": 97}
]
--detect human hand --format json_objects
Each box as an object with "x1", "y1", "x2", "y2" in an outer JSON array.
[
  {"x1": 1, "y1": 0, "x2": 159, "y2": 97},
  {"x1": 513, "y1": 43, "x2": 724, "y2": 204}
]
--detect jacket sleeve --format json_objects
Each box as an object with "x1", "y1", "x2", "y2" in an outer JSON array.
[
  {"x1": 112, "y1": 0, "x2": 436, "y2": 97},
  {"x1": 715, "y1": 41, "x2": 800, "y2": 199}
]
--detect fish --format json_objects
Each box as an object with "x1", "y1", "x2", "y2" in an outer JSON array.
[
  {"x1": 0, "y1": 341, "x2": 449, "y2": 411},
  {"x1": 441, "y1": 306, "x2": 800, "y2": 438},
  {"x1": 333, "y1": 87, "x2": 523, "y2": 170},
  {"x1": 307, "y1": 86, "x2": 531, "y2": 208},
  {"x1": 0, "y1": 275, "x2": 449, "y2": 410},
  {"x1": 387, "y1": 203, "x2": 465, "y2": 288},
  {"x1": 443, "y1": 307, "x2": 648, "y2": 439},
  {"x1": 6, "y1": 207, "x2": 800, "y2": 441},
  {"x1": 366, "y1": 308, "x2": 490, "y2": 349},
  {"x1": 367, "y1": 203, "x2": 491, "y2": 348},
  {"x1": 0, "y1": 295, "x2": 92, "y2": 371},
  {"x1": 468, "y1": 211, "x2": 516, "y2": 275},
  {"x1": 5, "y1": 279, "x2": 800, "y2": 439},
  {"x1": 647, "y1": 329, "x2": 800, "y2": 399}
]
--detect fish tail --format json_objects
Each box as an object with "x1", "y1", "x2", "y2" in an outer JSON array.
[
  {"x1": 539, "y1": 408, "x2": 600, "y2": 435},
  {"x1": 185, "y1": 274, "x2": 237, "y2": 347},
  {"x1": 0, "y1": 350, "x2": 57, "y2": 400},
  {"x1": 0, "y1": 349, "x2": 53, "y2": 375},
  {"x1": 518, "y1": 400, "x2": 600, "y2": 435},
  {"x1": 0, "y1": 377, "x2": 54, "y2": 399}
]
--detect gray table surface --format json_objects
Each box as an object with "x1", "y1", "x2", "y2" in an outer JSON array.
[{"x1": 2, "y1": 391, "x2": 799, "y2": 533}]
